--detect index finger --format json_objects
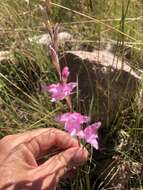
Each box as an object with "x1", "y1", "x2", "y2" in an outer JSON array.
[{"x1": 25, "y1": 128, "x2": 79, "y2": 158}]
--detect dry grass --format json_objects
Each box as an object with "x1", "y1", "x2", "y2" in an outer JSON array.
[{"x1": 0, "y1": 0, "x2": 143, "y2": 189}]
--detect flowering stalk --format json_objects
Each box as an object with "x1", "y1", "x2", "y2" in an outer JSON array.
[{"x1": 42, "y1": 23, "x2": 101, "y2": 149}]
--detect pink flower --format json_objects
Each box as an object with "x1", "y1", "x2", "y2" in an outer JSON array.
[
  {"x1": 41, "y1": 82, "x2": 77, "y2": 102},
  {"x1": 78, "y1": 122, "x2": 101, "y2": 149},
  {"x1": 56, "y1": 112, "x2": 89, "y2": 136},
  {"x1": 41, "y1": 66, "x2": 77, "y2": 102}
]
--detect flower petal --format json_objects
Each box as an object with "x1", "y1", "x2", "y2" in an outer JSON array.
[
  {"x1": 88, "y1": 138, "x2": 99, "y2": 150},
  {"x1": 56, "y1": 112, "x2": 89, "y2": 135},
  {"x1": 43, "y1": 82, "x2": 77, "y2": 102}
]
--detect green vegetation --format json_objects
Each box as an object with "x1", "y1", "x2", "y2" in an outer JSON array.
[{"x1": 0, "y1": 0, "x2": 143, "y2": 189}]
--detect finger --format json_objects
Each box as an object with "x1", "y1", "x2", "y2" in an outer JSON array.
[
  {"x1": 0, "y1": 128, "x2": 78, "y2": 158},
  {"x1": 25, "y1": 128, "x2": 79, "y2": 158},
  {"x1": 0, "y1": 128, "x2": 50, "y2": 149},
  {"x1": 30, "y1": 147, "x2": 88, "y2": 190},
  {"x1": 0, "y1": 129, "x2": 51, "y2": 161}
]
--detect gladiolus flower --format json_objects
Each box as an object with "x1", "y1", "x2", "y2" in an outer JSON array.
[
  {"x1": 78, "y1": 122, "x2": 101, "y2": 149},
  {"x1": 56, "y1": 112, "x2": 89, "y2": 136},
  {"x1": 41, "y1": 82, "x2": 77, "y2": 102}
]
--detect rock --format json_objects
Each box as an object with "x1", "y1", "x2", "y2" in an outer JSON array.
[
  {"x1": 60, "y1": 50, "x2": 141, "y2": 124},
  {"x1": 29, "y1": 32, "x2": 73, "y2": 46}
]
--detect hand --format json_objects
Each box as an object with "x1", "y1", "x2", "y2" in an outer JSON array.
[{"x1": 0, "y1": 128, "x2": 88, "y2": 190}]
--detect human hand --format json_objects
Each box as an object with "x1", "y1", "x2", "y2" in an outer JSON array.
[{"x1": 0, "y1": 128, "x2": 88, "y2": 190}]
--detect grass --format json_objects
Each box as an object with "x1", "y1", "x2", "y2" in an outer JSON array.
[{"x1": 0, "y1": 0, "x2": 143, "y2": 189}]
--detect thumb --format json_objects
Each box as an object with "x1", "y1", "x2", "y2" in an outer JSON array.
[{"x1": 30, "y1": 147, "x2": 88, "y2": 189}]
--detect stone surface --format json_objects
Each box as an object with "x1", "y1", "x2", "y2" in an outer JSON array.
[
  {"x1": 60, "y1": 50, "x2": 141, "y2": 124},
  {"x1": 29, "y1": 32, "x2": 73, "y2": 46}
]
